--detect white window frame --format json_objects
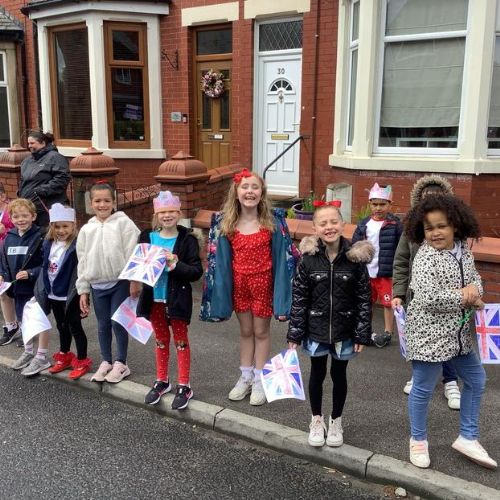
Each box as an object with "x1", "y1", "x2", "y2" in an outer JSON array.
[
  {"x1": 0, "y1": 50, "x2": 12, "y2": 149},
  {"x1": 29, "y1": 2, "x2": 168, "y2": 159},
  {"x1": 487, "y1": 2, "x2": 500, "y2": 156},
  {"x1": 345, "y1": 0, "x2": 359, "y2": 150},
  {"x1": 331, "y1": 0, "x2": 500, "y2": 175}
]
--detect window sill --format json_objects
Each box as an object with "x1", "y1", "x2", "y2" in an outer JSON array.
[
  {"x1": 329, "y1": 153, "x2": 500, "y2": 175},
  {"x1": 59, "y1": 147, "x2": 166, "y2": 160}
]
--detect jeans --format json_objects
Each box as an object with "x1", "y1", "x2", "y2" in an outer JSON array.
[
  {"x1": 442, "y1": 360, "x2": 458, "y2": 384},
  {"x1": 91, "y1": 281, "x2": 129, "y2": 364},
  {"x1": 409, "y1": 352, "x2": 485, "y2": 441}
]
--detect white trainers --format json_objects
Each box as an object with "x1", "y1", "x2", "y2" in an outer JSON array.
[
  {"x1": 403, "y1": 378, "x2": 413, "y2": 395},
  {"x1": 452, "y1": 436, "x2": 498, "y2": 469},
  {"x1": 104, "y1": 361, "x2": 131, "y2": 383},
  {"x1": 90, "y1": 361, "x2": 113, "y2": 382},
  {"x1": 228, "y1": 376, "x2": 253, "y2": 401},
  {"x1": 444, "y1": 381, "x2": 461, "y2": 410},
  {"x1": 249, "y1": 381, "x2": 267, "y2": 406},
  {"x1": 409, "y1": 438, "x2": 430, "y2": 468},
  {"x1": 326, "y1": 416, "x2": 343, "y2": 447},
  {"x1": 308, "y1": 415, "x2": 327, "y2": 447}
]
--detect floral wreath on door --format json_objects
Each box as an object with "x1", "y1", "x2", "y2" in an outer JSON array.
[{"x1": 201, "y1": 69, "x2": 225, "y2": 98}]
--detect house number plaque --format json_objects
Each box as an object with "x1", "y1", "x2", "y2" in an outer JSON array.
[{"x1": 271, "y1": 134, "x2": 289, "y2": 140}]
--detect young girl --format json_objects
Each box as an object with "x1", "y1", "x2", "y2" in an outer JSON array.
[
  {"x1": 136, "y1": 191, "x2": 203, "y2": 410},
  {"x1": 76, "y1": 182, "x2": 140, "y2": 383},
  {"x1": 0, "y1": 183, "x2": 17, "y2": 341},
  {"x1": 287, "y1": 204, "x2": 373, "y2": 447},
  {"x1": 27, "y1": 203, "x2": 92, "y2": 379},
  {"x1": 404, "y1": 194, "x2": 496, "y2": 470},
  {"x1": 200, "y1": 168, "x2": 297, "y2": 406}
]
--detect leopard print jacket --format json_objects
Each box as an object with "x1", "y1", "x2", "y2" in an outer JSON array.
[{"x1": 405, "y1": 241, "x2": 482, "y2": 362}]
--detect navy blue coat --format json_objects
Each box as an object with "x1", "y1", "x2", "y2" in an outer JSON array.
[
  {"x1": 352, "y1": 214, "x2": 403, "y2": 278},
  {"x1": 0, "y1": 225, "x2": 44, "y2": 297}
]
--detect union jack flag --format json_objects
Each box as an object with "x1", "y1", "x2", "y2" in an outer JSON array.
[
  {"x1": 119, "y1": 244, "x2": 167, "y2": 287},
  {"x1": 261, "y1": 349, "x2": 305, "y2": 403},
  {"x1": 394, "y1": 307, "x2": 407, "y2": 359},
  {"x1": 112, "y1": 297, "x2": 153, "y2": 345},
  {"x1": 475, "y1": 304, "x2": 500, "y2": 364}
]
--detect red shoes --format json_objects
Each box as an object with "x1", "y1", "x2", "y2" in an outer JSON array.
[
  {"x1": 68, "y1": 357, "x2": 93, "y2": 380},
  {"x1": 48, "y1": 351, "x2": 75, "y2": 374}
]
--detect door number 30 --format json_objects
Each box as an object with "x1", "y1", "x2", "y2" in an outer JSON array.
[{"x1": 277, "y1": 68, "x2": 285, "y2": 74}]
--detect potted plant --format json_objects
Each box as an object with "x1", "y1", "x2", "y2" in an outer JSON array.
[{"x1": 292, "y1": 191, "x2": 316, "y2": 220}]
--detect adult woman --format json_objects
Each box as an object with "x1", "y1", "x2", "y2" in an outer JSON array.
[{"x1": 18, "y1": 131, "x2": 71, "y2": 230}]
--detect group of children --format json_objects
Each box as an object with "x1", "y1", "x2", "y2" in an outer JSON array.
[{"x1": 0, "y1": 169, "x2": 496, "y2": 471}]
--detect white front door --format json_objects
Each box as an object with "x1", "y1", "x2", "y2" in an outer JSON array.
[{"x1": 254, "y1": 53, "x2": 302, "y2": 196}]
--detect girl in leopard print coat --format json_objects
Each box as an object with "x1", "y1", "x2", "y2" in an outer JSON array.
[{"x1": 403, "y1": 194, "x2": 496, "y2": 470}]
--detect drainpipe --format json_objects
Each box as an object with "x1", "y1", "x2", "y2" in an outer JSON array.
[{"x1": 309, "y1": 0, "x2": 321, "y2": 193}]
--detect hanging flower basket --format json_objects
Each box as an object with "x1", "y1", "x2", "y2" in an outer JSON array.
[{"x1": 201, "y1": 69, "x2": 225, "y2": 99}]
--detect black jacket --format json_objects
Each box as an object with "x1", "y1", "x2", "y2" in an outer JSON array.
[
  {"x1": 18, "y1": 144, "x2": 71, "y2": 227},
  {"x1": 351, "y1": 213, "x2": 403, "y2": 277},
  {"x1": 0, "y1": 225, "x2": 44, "y2": 297},
  {"x1": 136, "y1": 226, "x2": 203, "y2": 323},
  {"x1": 287, "y1": 236, "x2": 373, "y2": 346}
]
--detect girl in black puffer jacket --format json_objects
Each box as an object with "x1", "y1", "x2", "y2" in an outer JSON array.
[{"x1": 287, "y1": 204, "x2": 373, "y2": 449}]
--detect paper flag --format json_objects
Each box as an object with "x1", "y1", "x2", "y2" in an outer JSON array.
[
  {"x1": 261, "y1": 349, "x2": 306, "y2": 403},
  {"x1": 119, "y1": 243, "x2": 167, "y2": 287},
  {"x1": 0, "y1": 281, "x2": 12, "y2": 296},
  {"x1": 21, "y1": 297, "x2": 52, "y2": 344},
  {"x1": 393, "y1": 307, "x2": 407, "y2": 359},
  {"x1": 112, "y1": 296, "x2": 153, "y2": 345},
  {"x1": 475, "y1": 304, "x2": 500, "y2": 364}
]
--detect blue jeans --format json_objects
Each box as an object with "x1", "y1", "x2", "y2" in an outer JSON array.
[
  {"x1": 91, "y1": 281, "x2": 129, "y2": 364},
  {"x1": 409, "y1": 352, "x2": 485, "y2": 441},
  {"x1": 442, "y1": 360, "x2": 458, "y2": 384}
]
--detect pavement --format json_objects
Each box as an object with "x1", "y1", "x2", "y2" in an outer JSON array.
[{"x1": 1, "y1": 282, "x2": 499, "y2": 499}]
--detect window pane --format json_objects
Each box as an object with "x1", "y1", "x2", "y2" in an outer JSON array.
[
  {"x1": 202, "y1": 93, "x2": 211, "y2": 129},
  {"x1": 347, "y1": 49, "x2": 358, "y2": 146},
  {"x1": 220, "y1": 91, "x2": 230, "y2": 130},
  {"x1": 113, "y1": 31, "x2": 139, "y2": 61},
  {"x1": 111, "y1": 68, "x2": 145, "y2": 141},
  {"x1": 0, "y1": 53, "x2": 4, "y2": 82},
  {"x1": 0, "y1": 87, "x2": 10, "y2": 147},
  {"x1": 386, "y1": 0, "x2": 468, "y2": 36},
  {"x1": 488, "y1": 36, "x2": 500, "y2": 148},
  {"x1": 352, "y1": 1, "x2": 359, "y2": 42},
  {"x1": 54, "y1": 28, "x2": 92, "y2": 140},
  {"x1": 379, "y1": 38, "x2": 464, "y2": 148},
  {"x1": 197, "y1": 29, "x2": 232, "y2": 55},
  {"x1": 259, "y1": 21, "x2": 303, "y2": 51}
]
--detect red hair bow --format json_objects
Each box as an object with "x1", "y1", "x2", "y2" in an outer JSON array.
[
  {"x1": 313, "y1": 200, "x2": 342, "y2": 208},
  {"x1": 233, "y1": 168, "x2": 253, "y2": 184}
]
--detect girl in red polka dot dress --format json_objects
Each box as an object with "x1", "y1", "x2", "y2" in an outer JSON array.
[{"x1": 200, "y1": 169, "x2": 298, "y2": 406}]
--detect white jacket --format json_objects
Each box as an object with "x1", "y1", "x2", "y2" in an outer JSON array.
[{"x1": 76, "y1": 211, "x2": 140, "y2": 294}]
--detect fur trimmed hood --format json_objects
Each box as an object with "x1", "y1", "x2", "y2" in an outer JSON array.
[
  {"x1": 410, "y1": 175, "x2": 453, "y2": 207},
  {"x1": 299, "y1": 235, "x2": 375, "y2": 263}
]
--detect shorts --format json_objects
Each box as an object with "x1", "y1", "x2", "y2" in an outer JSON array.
[
  {"x1": 233, "y1": 270, "x2": 273, "y2": 318},
  {"x1": 302, "y1": 338, "x2": 358, "y2": 361},
  {"x1": 370, "y1": 277, "x2": 392, "y2": 307}
]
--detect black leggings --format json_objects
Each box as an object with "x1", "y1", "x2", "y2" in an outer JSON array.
[
  {"x1": 309, "y1": 355, "x2": 349, "y2": 419},
  {"x1": 50, "y1": 298, "x2": 88, "y2": 359}
]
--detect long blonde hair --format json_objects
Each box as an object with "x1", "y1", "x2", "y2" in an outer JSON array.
[
  {"x1": 220, "y1": 172, "x2": 275, "y2": 235},
  {"x1": 45, "y1": 221, "x2": 78, "y2": 247}
]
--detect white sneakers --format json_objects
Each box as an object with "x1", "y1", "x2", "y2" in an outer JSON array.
[
  {"x1": 444, "y1": 381, "x2": 461, "y2": 410},
  {"x1": 409, "y1": 438, "x2": 430, "y2": 468},
  {"x1": 452, "y1": 436, "x2": 497, "y2": 469},
  {"x1": 308, "y1": 415, "x2": 327, "y2": 447},
  {"x1": 326, "y1": 416, "x2": 343, "y2": 447},
  {"x1": 403, "y1": 378, "x2": 413, "y2": 395},
  {"x1": 90, "y1": 361, "x2": 113, "y2": 382},
  {"x1": 308, "y1": 415, "x2": 344, "y2": 447},
  {"x1": 228, "y1": 376, "x2": 253, "y2": 401}
]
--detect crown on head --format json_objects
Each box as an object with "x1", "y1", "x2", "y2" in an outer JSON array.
[
  {"x1": 49, "y1": 203, "x2": 75, "y2": 223},
  {"x1": 153, "y1": 191, "x2": 181, "y2": 213},
  {"x1": 368, "y1": 183, "x2": 393, "y2": 202}
]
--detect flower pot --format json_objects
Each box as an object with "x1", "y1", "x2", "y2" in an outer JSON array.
[{"x1": 292, "y1": 203, "x2": 314, "y2": 221}]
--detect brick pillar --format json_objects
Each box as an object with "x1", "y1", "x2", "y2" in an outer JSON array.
[
  {"x1": 69, "y1": 147, "x2": 119, "y2": 225},
  {"x1": 155, "y1": 151, "x2": 210, "y2": 221},
  {"x1": 0, "y1": 145, "x2": 30, "y2": 199}
]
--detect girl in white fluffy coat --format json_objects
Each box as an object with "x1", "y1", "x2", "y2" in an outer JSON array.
[{"x1": 76, "y1": 182, "x2": 140, "y2": 383}]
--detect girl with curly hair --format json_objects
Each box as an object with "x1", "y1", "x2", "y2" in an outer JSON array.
[{"x1": 404, "y1": 194, "x2": 496, "y2": 470}]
